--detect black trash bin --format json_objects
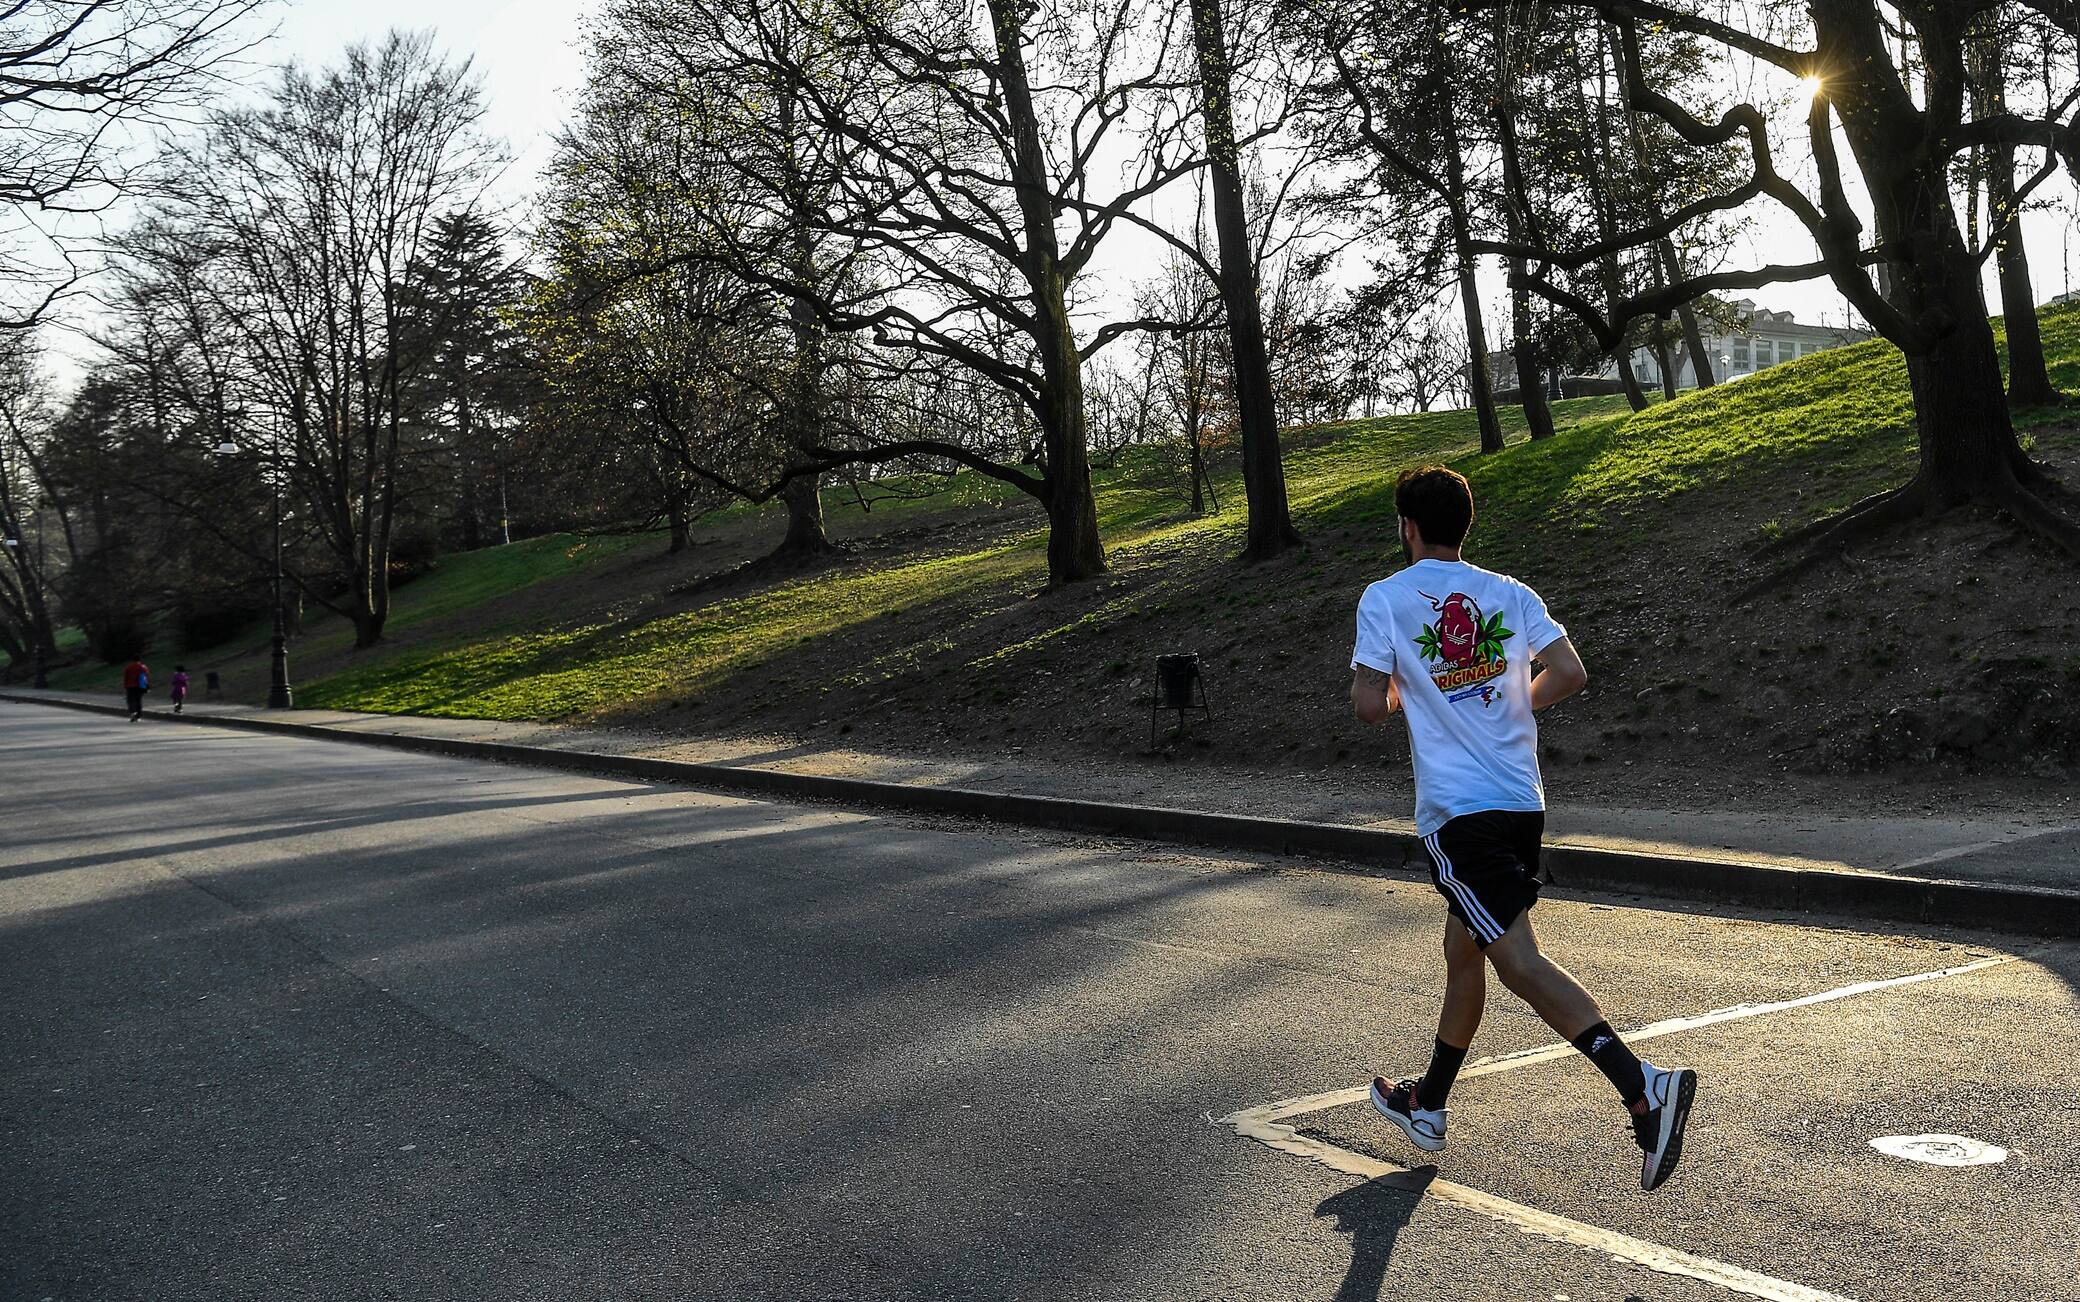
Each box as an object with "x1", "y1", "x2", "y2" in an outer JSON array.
[{"x1": 1150, "y1": 653, "x2": 1211, "y2": 746}]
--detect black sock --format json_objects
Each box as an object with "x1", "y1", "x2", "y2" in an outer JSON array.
[
  {"x1": 1417, "y1": 1037, "x2": 1469, "y2": 1109},
  {"x1": 1570, "y1": 1020, "x2": 1646, "y2": 1106}
]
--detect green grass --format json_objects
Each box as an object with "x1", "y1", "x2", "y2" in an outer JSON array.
[
  {"x1": 39, "y1": 530, "x2": 650, "y2": 692},
  {"x1": 78, "y1": 307, "x2": 2080, "y2": 722},
  {"x1": 291, "y1": 394, "x2": 1641, "y2": 720},
  {"x1": 298, "y1": 537, "x2": 1036, "y2": 717},
  {"x1": 380, "y1": 532, "x2": 652, "y2": 636}
]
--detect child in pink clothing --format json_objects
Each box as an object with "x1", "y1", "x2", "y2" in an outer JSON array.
[{"x1": 169, "y1": 666, "x2": 191, "y2": 714}]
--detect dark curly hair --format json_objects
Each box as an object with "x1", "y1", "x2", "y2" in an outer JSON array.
[{"x1": 1394, "y1": 465, "x2": 1475, "y2": 548}]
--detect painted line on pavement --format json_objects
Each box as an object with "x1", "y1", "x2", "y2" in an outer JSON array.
[
  {"x1": 1246, "y1": 953, "x2": 2015, "y2": 1120},
  {"x1": 1891, "y1": 822, "x2": 2080, "y2": 872},
  {"x1": 1224, "y1": 1095, "x2": 1853, "y2": 1302},
  {"x1": 1218, "y1": 953, "x2": 2017, "y2": 1302}
]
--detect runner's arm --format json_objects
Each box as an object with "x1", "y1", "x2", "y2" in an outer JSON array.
[
  {"x1": 1351, "y1": 664, "x2": 1400, "y2": 723},
  {"x1": 1529, "y1": 637, "x2": 1587, "y2": 710}
]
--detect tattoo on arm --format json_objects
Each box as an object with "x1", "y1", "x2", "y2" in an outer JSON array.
[{"x1": 1354, "y1": 665, "x2": 1391, "y2": 690}]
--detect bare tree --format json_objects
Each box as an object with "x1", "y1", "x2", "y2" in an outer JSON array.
[
  {"x1": 114, "y1": 32, "x2": 500, "y2": 646},
  {"x1": 0, "y1": 0, "x2": 261, "y2": 327},
  {"x1": 611, "y1": 0, "x2": 1211, "y2": 586},
  {"x1": 571, "y1": 0, "x2": 876, "y2": 558},
  {"x1": 1138, "y1": 238, "x2": 1227, "y2": 516},
  {"x1": 1972, "y1": 6, "x2": 2058, "y2": 406},
  {"x1": 0, "y1": 333, "x2": 59, "y2": 671},
  {"x1": 1300, "y1": 0, "x2": 1509, "y2": 452},
  {"x1": 1489, "y1": 3, "x2": 1555, "y2": 438},
  {"x1": 1183, "y1": 0, "x2": 1299, "y2": 555},
  {"x1": 528, "y1": 200, "x2": 786, "y2": 555}
]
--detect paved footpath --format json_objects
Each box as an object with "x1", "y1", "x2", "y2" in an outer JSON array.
[{"x1": 4, "y1": 702, "x2": 2076, "y2": 1301}]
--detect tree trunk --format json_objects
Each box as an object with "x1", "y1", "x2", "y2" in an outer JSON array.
[
  {"x1": 667, "y1": 497, "x2": 690, "y2": 555},
  {"x1": 1187, "y1": 0, "x2": 1298, "y2": 560},
  {"x1": 1038, "y1": 304, "x2": 1107, "y2": 584},
  {"x1": 772, "y1": 91, "x2": 838, "y2": 558},
  {"x1": 350, "y1": 499, "x2": 389, "y2": 650},
  {"x1": 1185, "y1": 376, "x2": 1207, "y2": 515},
  {"x1": 1662, "y1": 242, "x2": 1713, "y2": 388},
  {"x1": 457, "y1": 377, "x2": 482, "y2": 549},
  {"x1": 1, "y1": 542, "x2": 58, "y2": 660},
  {"x1": 1439, "y1": 172, "x2": 1501, "y2": 448},
  {"x1": 1673, "y1": 307, "x2": 1712, "y2": 388},
  {"x1": 1454, "y1": 250, "x2": 1503, "y2": 452},
  {"x1": 1489, "y1": 15, "x2": 1553, "y2": 443},
  {"x1": 355, "y1": 540, "x2": 389, "y2": 650},
  {"x1": 1958, "y1": 17, "x2": 2053, "y2": 408},
  {"x1": 1462, "y1": 284, "x2": 1503, "y2": 449},
  {"x1": 1805, "y1": 0, "x2": 2027, "y2": 481},
  {"x1": 1991, "y1": 165, "x2": 2054, "y2": 406},
  {"x1": 1649, "y1": 322, "x2": 1677, "y2": 400},
  {"x1": 777, "y1": 475, "x2": 831, "y2": 556},
  {"x1": 350, "y1": 601, "x2": 383, "y2": 650},
  {"x1": 1576, "y1": 26, "x2": 1645, "y2": 415},
  {"x1": 1615, "y1": 350, "x2": 1649, "y2": 411},
  {"x1": 991, "y1": 0, "x2": 1105, "y2": 584},
  {"x1": 1904, "y1": 313, "x2": 2022, "y2": 498},
  {"x1": 1509, "y1": 267, "x2": 1555, "y2": 440}
]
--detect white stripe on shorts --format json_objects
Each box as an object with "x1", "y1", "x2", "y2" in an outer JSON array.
[{"x1": 1426, "y1": 832, "x2": 1504, "y2": 943}]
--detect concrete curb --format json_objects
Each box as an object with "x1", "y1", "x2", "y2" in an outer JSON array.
[{"x1": 9, "y1": 689, "x2": 2076, "y2": 939}]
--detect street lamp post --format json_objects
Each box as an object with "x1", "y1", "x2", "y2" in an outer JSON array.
[
  {"x1": 219, "y1": 430, "x2": 293, "y2": 709},
  {"x1": 266, "y1": 428, "x2": 292, "y2": 708}
]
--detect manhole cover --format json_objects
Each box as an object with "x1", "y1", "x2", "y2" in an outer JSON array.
[{"x1": 1869, "y1": 1134, "x2": 2008, "y2": 1166}]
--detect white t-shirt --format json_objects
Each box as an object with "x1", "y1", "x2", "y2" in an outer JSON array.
[{"x1": 1350, "y1": 558, "x2": 1568, "y2": 837}]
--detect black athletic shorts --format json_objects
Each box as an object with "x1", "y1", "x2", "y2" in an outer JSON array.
[{"x1": 1421, "y1": 810, "x2": 1545, "y2": 948}]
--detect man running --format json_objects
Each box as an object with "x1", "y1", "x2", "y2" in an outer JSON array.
[{"x1": 1349, "y1": 465, "x2": 1697, "y2": 1192}]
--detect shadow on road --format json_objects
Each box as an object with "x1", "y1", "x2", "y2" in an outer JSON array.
[
  {"x1": 6, "y1": 704, "x2": 2071, "y2": 1301},
  {"x1": 1314, "y1": 1169, "x2": 1435, "y2": 1302}
]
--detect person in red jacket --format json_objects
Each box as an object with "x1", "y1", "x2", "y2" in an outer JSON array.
[{"x1": 121, "y1": 656, "x2": 150, "y2": 721}]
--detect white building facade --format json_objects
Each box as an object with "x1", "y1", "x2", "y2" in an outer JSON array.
[{"x1": 1608, "y1": 299, "x2": 1872, "y2": 390}]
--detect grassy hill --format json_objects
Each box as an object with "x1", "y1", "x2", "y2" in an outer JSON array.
[{"x1": 37, "y1": 308, "x2": 2080, "y2": 788}]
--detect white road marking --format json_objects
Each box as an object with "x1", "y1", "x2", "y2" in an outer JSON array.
[
  {"x1": 1241, "y1": 954, "x2": 2016, "y2": 1118},
  {"x1": 1220, "y1": 953, "x2": 2019, "y2": 1302},
  {"x1": 1227, "y1": 1095, "x2": 1852, "y2": 1301},
  {"x1": 1869, "y1": 1134, "x2": 2009, "y2": 1167},
  {"x1": 1891, "y1": 823, "x2": 2080, "y2": 871}
]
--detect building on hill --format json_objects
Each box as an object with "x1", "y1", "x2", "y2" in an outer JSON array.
[
  {"x1": 1602, "y1": 300, "x2": 1871, "y2": 392},
  {"x1": 1481, "y1": 300, "x2": 1871, "y2": 401}
]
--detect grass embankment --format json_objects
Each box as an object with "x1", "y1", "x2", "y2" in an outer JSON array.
[
  {"x1": 69, "y1": 306, "x2": 2080, "y2": 780},
  {"x1": 294, "y1": 398, "x2": 1637, "y2": 719},
  {"x1": 39, "y1": 531, "x2": 648, "y2": 695}
]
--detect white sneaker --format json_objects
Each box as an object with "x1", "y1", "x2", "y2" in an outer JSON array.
[
  {"x1": 1370, "y1": 1076, "x2": 1447, "y2": 1153},
  {"x1": 1631, "y1": 1062, "x2": 1698, "y2": 1192}
]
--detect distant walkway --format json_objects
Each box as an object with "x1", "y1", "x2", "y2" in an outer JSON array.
[{"x1": 11, "y1": 684, "x2": 2076, "y2": 892}]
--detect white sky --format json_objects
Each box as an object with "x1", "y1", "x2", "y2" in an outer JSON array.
[{"x1": 42, "y1": 1, "x2": 2080, "y2": 387}]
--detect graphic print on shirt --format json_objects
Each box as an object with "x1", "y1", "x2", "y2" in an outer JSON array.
[{"x1": 1413, "y1": 590, "x2": 1513, "y2": 706}]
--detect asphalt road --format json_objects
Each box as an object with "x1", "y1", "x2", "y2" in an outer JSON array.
[{"x1": 4, "y1": 702, "x2": 2074, "y2": 1302}]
